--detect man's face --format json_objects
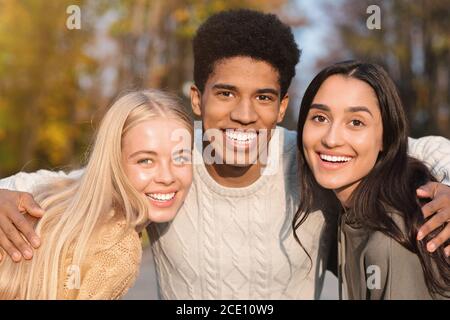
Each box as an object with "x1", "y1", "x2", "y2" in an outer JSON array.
[{"x1": 191, "y1": 56, "x2": 289, "y2": 167}]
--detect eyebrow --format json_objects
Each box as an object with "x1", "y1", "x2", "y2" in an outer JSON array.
[
  {"x1": 172, "y1": 149, "x2": 192, "y2": 156},
  {"x1": 310, "y1": 103, "x2": 373, "y2": 117},
  {"x1": 212, "y1": 83, "x2": 279, "y2": 96},
  {"x1": 128, "y1": 150, "x2": 157, "y2": 159},
  {"x1": 310, "y1": 104, "x2": 330, "y2": 112},
  {"x1": 256, "y1": 88, "x2": 280, "y2": 96},
  {"x1": 347, "y1": 106, "x2": 373, "y2": 117},
  {"x1": 212, "y1": 83, "x2": 237, "y2": 91}
]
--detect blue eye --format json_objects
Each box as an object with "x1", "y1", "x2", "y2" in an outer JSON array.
[
  {"x1": 173, "y1": 155, "x2": 191, "y2": 165},
  {"x1": 138, "y1": 158, "x2": 153, "y2": 165}
]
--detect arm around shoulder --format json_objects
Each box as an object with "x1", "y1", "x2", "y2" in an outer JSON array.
[
  {"x1": 0, "y1": 169, "x2": 84, "y2": 193},
  {"x1": 408, "y1": 136, "x2": 450, "y2": 185}
]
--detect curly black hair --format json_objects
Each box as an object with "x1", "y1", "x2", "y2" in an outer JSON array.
[{"x1": 193, "y1": 9, "x2": 301, "y2": 98}]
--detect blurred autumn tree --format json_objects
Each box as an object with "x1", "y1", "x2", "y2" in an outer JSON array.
[
  {"x1": 320, "y1": 0, "x2": 449, "y2": 138},
  {"x1": 0, "y1": 0, "x2": 97, "y2": 176},
  {"x1": 0, "y1": 0, "x2": 302, "y2": 177}
]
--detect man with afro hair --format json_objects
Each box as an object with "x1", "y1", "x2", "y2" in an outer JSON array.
[
  {"x1": 193, "y1": 9, "x2": 300, "y2": 100},
  {"x1": 148, "y1": 9, "x2": 334, "y2": 299}
]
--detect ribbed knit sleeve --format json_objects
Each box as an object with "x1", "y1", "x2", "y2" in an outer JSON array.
[{"x1": 61, "y1": 220, "x2": 142, "y2": 300}]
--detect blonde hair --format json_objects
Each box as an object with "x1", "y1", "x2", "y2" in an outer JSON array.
[{"x1": 0, "y1": 89, "x2": 192, "y2": 299}]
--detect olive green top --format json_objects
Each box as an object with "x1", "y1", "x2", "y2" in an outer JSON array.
[{"x1": 338, "y1": 211, "x2": 449, "y2": 300}]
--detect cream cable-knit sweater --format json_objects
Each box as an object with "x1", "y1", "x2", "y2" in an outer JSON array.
[
  {"x1": 0, "y1": 130, "x2": 449, "y2": 299},
  {"x1": 147, "y1": 127, "x2": 332, "y2": 299}
]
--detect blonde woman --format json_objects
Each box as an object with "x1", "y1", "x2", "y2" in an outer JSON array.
[{"x1": 0, "y1": 90, "x2": 193, "y2": 299}]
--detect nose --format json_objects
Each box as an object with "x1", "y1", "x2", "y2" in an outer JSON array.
[
  {"x1": 321, "y1": 122, "x2": 345, "y2": 148},
  {"x1": 154, "y1": 161, "x2": 176, "y2": 185},
  {"x1": 230, "y1": 97, "x2": 258, "y2": 125}
]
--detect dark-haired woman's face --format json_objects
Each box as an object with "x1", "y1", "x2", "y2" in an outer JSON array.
[{"x1": 302, "y1": 75, "x2": 383, "y2": 205}]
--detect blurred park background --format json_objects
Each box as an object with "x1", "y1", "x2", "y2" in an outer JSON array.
[
  {"x1": 0, "y1": 0, "x2": 449, "y2": 177},
  {"x1": 0, "y1": 0, "x2": 448, "y2": 300}
]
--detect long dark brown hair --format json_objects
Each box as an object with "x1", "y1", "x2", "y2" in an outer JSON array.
[{"x1": 293, "y1": 60, "x2": 449, "y2": 297}]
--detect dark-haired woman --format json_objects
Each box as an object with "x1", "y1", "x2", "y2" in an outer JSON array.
[{"x1": 295, "y1": 60, "x2": 449, "y2": 299}]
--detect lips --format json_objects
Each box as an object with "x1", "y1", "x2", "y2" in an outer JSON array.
[
  {"x1": 145, "y1": 191, "x2": 177, "y2": 208},
  {"x1": 316, "y1": 152, "x2": 354, "y2": 170},
  {"x1": 319, "y1": 153, "x2": 353, "y2": 163},
  {"x1": 224, "y1": 129, "x2": 257, "y2": 145},
  {"x1": 221, "y1": 129, "x2": 260, "y2": 151},
  {"x1": 146, "y1": 192, "x2": 176, "y2": 201}
]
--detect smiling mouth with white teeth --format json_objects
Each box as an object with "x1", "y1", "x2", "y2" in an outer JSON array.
[
  {"x1": 319, "y1": 153, "x2": 353, "y2": 163},
  {"x1": 224, "y1": 129, "x2": 258, "y2": 146},
  {"x1": 146, "y1": 192, "x2": 176, "y2": 202}
]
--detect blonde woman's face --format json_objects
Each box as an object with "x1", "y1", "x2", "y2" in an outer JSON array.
[{"x1": 121, "y1": 118, "x2": 193, "y2": 223}]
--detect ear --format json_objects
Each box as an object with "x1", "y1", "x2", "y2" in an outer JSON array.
[
  {"x1": 190, "y1": 85, "x2": 202, "y2": 117},
  {"x1": 277, "y1": 94, "x2": 289, "y2": 123}
]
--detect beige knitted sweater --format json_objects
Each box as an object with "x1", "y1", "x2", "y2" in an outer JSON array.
[
  {"x1": 0, "y1": 173, "x2": 142, "y2": 300},
  {"x1": 0, "y1": 214, "x2": 141, "y2": 300},
  {"x1": 59, "y1": 217, "x2": 142, "y2": 299}
]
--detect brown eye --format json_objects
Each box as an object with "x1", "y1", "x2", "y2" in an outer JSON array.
[
  {"x1": 312, "y1": 115, "x2": 327, "y2": 123},
  {"x1": 256, "y1": 95, "x2": 273, "y2": 101},
  {"x1": 350, "y1": 119, "x2": 365, "y2": 127},
  {"x1": 218, "y1": 91, "x2": 233, "y2": 98}
]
